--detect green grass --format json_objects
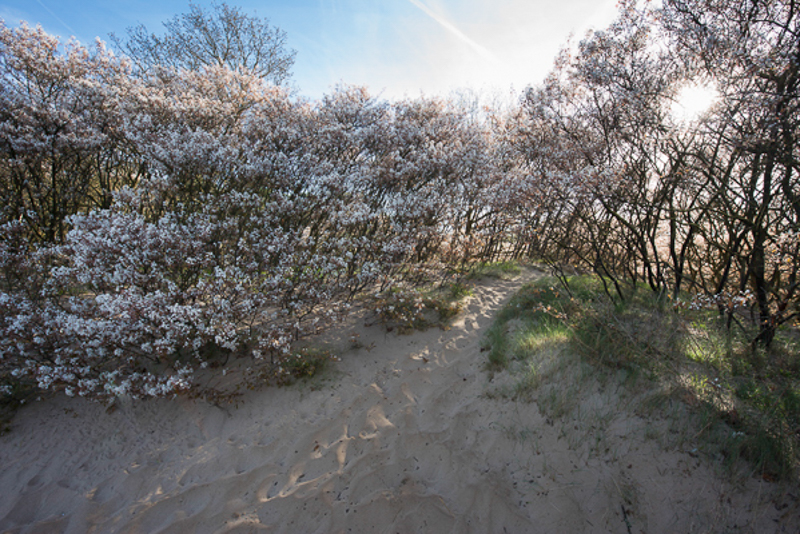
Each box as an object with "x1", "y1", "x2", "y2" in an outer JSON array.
[
  {"x1": 483, "y1": 274, "x2": 800, "y2": 482},
  {"x1": 368, "y1": 280, "x2": 473, "y2": 333},
  {"x1": 467, "y1": 260, "x2": 523, "y2": 280},
  {"x1": 447, "y1": 281, "x2": 474, "y2": 300},
  {"x1": 247, "y1": 346, "x2": 338, "y2": 388}
]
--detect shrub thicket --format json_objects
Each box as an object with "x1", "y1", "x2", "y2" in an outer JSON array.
[{"x1": 1, "y1": 0, "x2": 797, "y2": 402}]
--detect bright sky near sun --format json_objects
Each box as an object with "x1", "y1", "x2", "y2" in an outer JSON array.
[{"x1": 0, "y1": 0, "x2": 621, "y2": 101}]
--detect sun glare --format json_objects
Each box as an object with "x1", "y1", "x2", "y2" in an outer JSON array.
[{"x1": 672, "y1": 82, "x2": 719, "y2": 123}]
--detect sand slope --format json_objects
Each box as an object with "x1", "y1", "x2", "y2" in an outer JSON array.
[{"x1": 1, "y1": 270, "x2": 797, "y2": 533}]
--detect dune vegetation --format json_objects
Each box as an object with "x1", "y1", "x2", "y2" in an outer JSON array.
[{"x1": 0, "y1": 1, "x2": 797, "y2": 487}]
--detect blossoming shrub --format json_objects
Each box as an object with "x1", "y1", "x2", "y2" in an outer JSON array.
[
  {"x1": 0, "y1": 25, "x2": 527, "y2": 403},
  {"x1": 0, "y1": 22, "x2": 135, "y2": 244}
]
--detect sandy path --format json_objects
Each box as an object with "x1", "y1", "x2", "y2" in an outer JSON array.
[{"x1": 1, "y1": 270, "x2": 796, "y2": 533}]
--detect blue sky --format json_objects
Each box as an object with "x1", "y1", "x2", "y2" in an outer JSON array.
[{"x1": 0, "y1": 0, "x2": 620, "y2": 101}]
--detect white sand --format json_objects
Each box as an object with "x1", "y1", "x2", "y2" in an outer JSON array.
[{"x1": 1, "y1": 270, "x2": 797, "y2": 533}]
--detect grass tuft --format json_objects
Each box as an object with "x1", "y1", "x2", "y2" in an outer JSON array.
[
  {"x1": 249, "y1": 346, "x2": 338, "y2": 388},
  {"x1": 483, "y1": 274, "x2": 800, "y2": 481},
  {"x1": 468, "y1": 260, "x2": 523, "y2": 280},
  {"x1": 368, "y1": 281, "x2": 472, "y2": 333}
]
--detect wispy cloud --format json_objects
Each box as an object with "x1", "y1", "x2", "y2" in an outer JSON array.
[
  {"x1": 406, "y1": 0, "x2": 495, "y2": 62},
  {"x1": 35, "y1": 0, "x2": 78, "y2": 37}
]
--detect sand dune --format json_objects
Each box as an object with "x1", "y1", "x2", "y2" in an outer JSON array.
[{"x1": 1, "y1": 270, "x2": 796, "y2": 533}]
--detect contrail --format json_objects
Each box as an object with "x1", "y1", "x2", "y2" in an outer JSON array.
[
  {"x1": 35, "y1": 0, "x2": 79, "y2": 38},
  {"x1": 407, "y1": 0, "x2": 495, "y2": 61}
]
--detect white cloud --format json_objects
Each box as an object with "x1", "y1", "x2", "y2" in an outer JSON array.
[
  {"x1": 34, "y1": 0, "x2": 78, "y2": 37},
  {"x1": 267, "y1": 0, "x2": 623, "y2": 100},
  {"x1": 406, "y1": 0, "x2": 496, "y2": 62}
]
